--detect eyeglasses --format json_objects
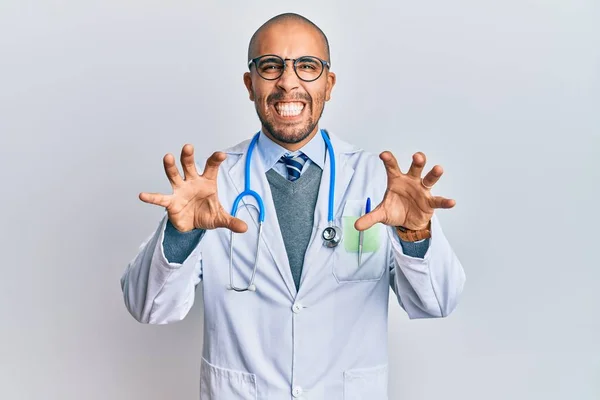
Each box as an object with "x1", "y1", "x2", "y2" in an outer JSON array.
[{"x1": 248, "y1": 54, "x2": 330, "y2": 82}]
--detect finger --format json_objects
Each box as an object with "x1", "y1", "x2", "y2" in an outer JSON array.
[
  {"x1": 430, "y1": 196, "x2": 456, "y2": 209},
  {"x1": 379, "y1": 151, "x2": 402, "y2": 178},
  {"x1": 422, "y1": 165, "x2": 444, "y2": 188},
  {"x1": 354, "y1": 206, "x2": 386, "y2": 231},
  {"x1": 139, "y1": 192, "x2": 172, "y2": 208},
  {"x1": 224, "y1": 215, "x2": 248, "y2": 233},
  {"x1": 407, "y1": 152, "x2": 426, "y2": 178},
  {"x1": 202, "y1": 152, "x2": 227, "y2": 181},
  {"x1": 180, "y1": 144, "x2": 199, "y2": 181},
  {"x1": 163, "y1": 153, "x2": 184, "y2": 187}
]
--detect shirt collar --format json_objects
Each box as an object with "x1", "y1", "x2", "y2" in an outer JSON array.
[{"x1": 256, "y1": 128, "x2": 326, "y2": 173}]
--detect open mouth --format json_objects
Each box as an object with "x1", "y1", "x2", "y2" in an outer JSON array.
[{"x1": 273, "y1": 101, "x2": 306, "y2": 118}]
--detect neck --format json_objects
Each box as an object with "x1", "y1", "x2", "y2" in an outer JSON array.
[{"x1": 262, "y1": 126, "x2": 320, "y2": 151}]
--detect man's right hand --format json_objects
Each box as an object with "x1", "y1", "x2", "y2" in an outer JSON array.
[{"x1": 139, "y1": 144, "x2": 248, "y2": 234}]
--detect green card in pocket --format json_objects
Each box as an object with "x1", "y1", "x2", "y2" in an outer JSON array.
[{"x1": 342, "y1": 200, "x2": 382, "y2": 253}]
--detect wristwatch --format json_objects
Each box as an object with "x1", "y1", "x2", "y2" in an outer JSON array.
[{"x1": 395, "y1": 221, "x2": 431, "y2": 242}]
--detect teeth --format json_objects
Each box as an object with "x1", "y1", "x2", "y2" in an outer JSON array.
[{"x1": 275, "y1": 102, "x2": 304, "y2": 117}]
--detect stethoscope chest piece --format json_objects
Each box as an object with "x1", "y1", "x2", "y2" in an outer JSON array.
[{"x1": 322, "y1": 225, "x2": 342, "y2": 248}]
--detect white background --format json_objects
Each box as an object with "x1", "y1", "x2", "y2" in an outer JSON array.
[{"x1": 1, "y1": 1, "x2": 598, "y2": 399}]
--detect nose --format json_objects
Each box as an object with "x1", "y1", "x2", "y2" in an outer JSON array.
[{"x1": 275, "y1": 60, "x2": 300, "y2": 92}]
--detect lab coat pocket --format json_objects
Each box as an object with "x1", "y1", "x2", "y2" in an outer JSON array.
[
  {"x1": 333, "y1": 200, "x2": 386, "y2": 283},
  {"x1": 344, "y1": 363, "x2": 388, "y2": 400},
  {"x1": 200, "y1": 357, "x2": 257, "y2": 399}
]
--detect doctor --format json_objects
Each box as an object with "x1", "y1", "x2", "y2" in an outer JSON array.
[{"x1": 121, "y1": 12, "x2": 465, "y2": 400}]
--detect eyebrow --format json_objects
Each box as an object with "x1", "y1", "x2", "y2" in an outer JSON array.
[
  {"x1": 257, "y1": 56, "x2": 282, "y2": 64},
  {"x1": 297, "y1": 57, "x2": 319, "y2": 63}
]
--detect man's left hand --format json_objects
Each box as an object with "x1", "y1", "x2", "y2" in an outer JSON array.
[{"x1": 355, "y1": 151, "x2": 456, "y2": 232}]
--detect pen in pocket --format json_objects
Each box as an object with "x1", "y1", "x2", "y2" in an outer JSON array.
[{"x1": 358, "y1": 197, "x2": 371, "y2": 266}]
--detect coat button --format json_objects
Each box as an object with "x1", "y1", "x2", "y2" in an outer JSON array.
[
  {"x1": 292, "y1": 303, "x2": 303, "y2": 313},
  {"x1": 292, "y1": 386, "x2": 303, "y2": 397}
]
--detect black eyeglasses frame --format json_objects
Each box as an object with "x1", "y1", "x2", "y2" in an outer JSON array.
[{"x1": 247, "y1": 54, "x2": 331, "y2": 82}]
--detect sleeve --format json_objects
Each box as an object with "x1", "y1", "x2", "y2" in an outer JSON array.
[
  {"x1": 163, "y1": 219, "x2": 205, "y2": 263},
  {"x1": 120, "y1": 212, "x2": 206, "y2": 324},
  {"x1": 395, "y1": 235, "x2": 430, "y2": 259},
  {"x1": 388, "y1": 212, "x2": 466, "y2": 319}
]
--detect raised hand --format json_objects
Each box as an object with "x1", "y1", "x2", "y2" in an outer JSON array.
[
  {"x1": 354, "y1": 151, "x2": 456, "y2": 232},
  {"x1": 139, "y1": 144, "x2": 248, "y2": 233}
]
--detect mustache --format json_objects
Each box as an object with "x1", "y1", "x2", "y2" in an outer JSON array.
[{"x1": 267, "y1": 92, "x2": 311, "y2": 104}]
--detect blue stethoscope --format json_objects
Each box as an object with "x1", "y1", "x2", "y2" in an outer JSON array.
[{"x1": 227, "y1": 129, "x2": 341, "y2": 292}]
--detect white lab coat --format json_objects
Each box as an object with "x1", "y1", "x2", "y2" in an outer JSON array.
[{"x1": 120, "y1": 131, "x2": 466, "y2": 400}]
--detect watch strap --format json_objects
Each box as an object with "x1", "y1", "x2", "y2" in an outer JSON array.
[{"x1": 396, "y1": 221, "x2": 431, "y2": 242}]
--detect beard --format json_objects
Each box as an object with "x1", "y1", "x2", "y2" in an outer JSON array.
[{"x1": 254, "y1": 90, "x2": 325, "y2": 144}]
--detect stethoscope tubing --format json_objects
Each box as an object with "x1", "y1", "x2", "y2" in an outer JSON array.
[{"x1": 227, "y1": 129, "x2": 337, "y2": 292}]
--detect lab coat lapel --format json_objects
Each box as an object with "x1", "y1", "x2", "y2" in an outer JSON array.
[
  {"x1": 298, "y1": 132, "x2": 357, "y2": 292},
  {"x1": 226, "y1": 141, "x2": 297, "y2": 299}
]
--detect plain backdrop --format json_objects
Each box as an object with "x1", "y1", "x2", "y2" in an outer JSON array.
[{"x1": 1, "y1": 1, "x2": 598, "y2": 399}]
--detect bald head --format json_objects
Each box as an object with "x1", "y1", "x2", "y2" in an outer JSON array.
[{"x1": 247, "y1": 13, "x2": 330, "y2": 63}]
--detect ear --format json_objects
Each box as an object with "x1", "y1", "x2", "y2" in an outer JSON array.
[
  {"x1": 243, "y1": 72, "x2": 255, "y2": 101},
  {"x1": 324, "y1": 71, "x2": 336, "y2": 101}
]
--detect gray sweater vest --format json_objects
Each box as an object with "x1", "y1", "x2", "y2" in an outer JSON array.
[{"x1": 265, "y1": 163, "x2": 322, "y2": 291}]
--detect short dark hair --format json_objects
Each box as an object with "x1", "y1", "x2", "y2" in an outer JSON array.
[{"x1": 247, "y1": 13, "x2": 330, "y2": 64}]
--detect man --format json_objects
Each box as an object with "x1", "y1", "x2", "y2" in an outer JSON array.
[{"x1": 121, "y1": 12, "x2": 466, "y2": 400}]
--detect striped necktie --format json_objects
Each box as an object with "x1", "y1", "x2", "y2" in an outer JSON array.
[{"x1": 280, "y1": 152, "x2": 309, "y2": 181}]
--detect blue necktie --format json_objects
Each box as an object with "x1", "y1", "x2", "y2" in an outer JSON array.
[{"x1": 280, "y1": 152, "x2": 309, "y2": 181}]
